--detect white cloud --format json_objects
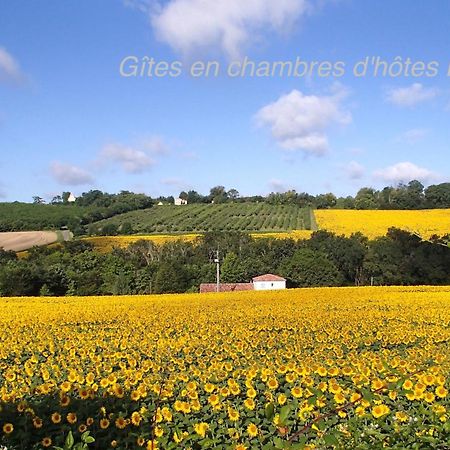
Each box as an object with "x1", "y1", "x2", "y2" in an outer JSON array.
[
  {"x1": 343, "y1": 161, "x2": 365, "y2": 180},
  {"x1": 255, "y1": 86, "x2": 351, "y2": 155},
  {"x1": 50, "y1": 162, "x2": 94, "y2": 186},
  {"x1": 373, "y1": 162, "x2": 438, "y2": 184},
  {"x1": 386, "y1": 83, "x2": 438, "y2": 108},
  {"x1": 100, "y1": 143, "x2": 155, "y2": 174},
  {"x1": 150, "y1": 0, "x2": 311, "y2": 59},
  {"x1": 395, "y1": 128, "x2": 429, "y2": 145},
  {"x1": 0, "y1": 47, "x2": 24, "y2": 84}
]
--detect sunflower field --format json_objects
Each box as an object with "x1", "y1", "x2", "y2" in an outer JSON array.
[
  {"x1": 83, "y1": 231, "x2": 315, "y2": 253},
  {"x1": 315, "y1": 209, "x2": 450, "y2": 240},
  {"x1": 83, "y1": 234, "x2": 201, "y2": 253},
  {"x1": 1, "y1": 287, "x2": 450, "y2": 449}
]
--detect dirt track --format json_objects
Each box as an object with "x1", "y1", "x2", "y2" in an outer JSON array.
[{"x1": 0, "y1": 231, "x2": 72, "y2": 252}]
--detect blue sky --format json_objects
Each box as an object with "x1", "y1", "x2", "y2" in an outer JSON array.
[{"x1": 0, "y1": 0, "x2": 449, "y2": 202}]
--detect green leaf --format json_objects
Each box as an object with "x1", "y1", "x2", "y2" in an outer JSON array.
[
  {"x1": 265, "y1": 402, "x2": 275, "y2": 420},
  {"x1": 65, "y1": 431, "x2": 75, "y2": 449},
  {"x1": 279, "y1": 404, "x2": 292, "y2": 424},
  {"x1": 324, "y1": 432, "x2": 339, "y2": 446}
]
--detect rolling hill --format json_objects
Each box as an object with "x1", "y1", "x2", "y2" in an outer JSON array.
[{"x1": 89, "y1": 203, "x2": 314, "y2": 234}]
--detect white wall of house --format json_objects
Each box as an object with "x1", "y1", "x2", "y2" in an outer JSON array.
[
  {"x1": 174, "y1": 198, "x2": 187, "y2": 206},
  {"x1": 253, "y1": 280, "x2": 286, "y2": 291}
]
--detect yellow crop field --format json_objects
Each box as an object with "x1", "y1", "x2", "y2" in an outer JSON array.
[
  {"x1": 84, "y1": 231, "x2": 314, "y2": 253},
  {"x1": 251, "y1": 230, "x2": 314, "y2": 240},
  {"x1": 1, "y1": 287, "x2": 450, "y2": 448},
  {"x1": 315, "y1": 209, "x2": 450, "y2": 239},
  {"x1": 83, "y1": 234, "x2": 201, "y2": 252}
]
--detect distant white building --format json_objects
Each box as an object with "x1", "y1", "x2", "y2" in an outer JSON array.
[
  {"x1": 157, "y1": 201, "x2": 164, "y2": 206},
  {"x1": 67, "y1": 193, "x2": 77, "y2": 203},
  {"x1": 174, "y1": 198, "x2": 188, "y2": 206},
  {"x1": 252, "y1": 274, "x2": 286, "y2": 291},
  {"x1": 200, "y1": 273, "x2": 287, "y2": 293}
]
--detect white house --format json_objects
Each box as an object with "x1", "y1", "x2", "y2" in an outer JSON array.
[
  {"x1": 174, "y1": 198, "x2": 188, "y2": 206},
  {"x1": 67, "y1": 193, "x2": 77, "y2": 203},
  {"x1": 252, "y1": 274, "x2": 286, "y2": 291}
]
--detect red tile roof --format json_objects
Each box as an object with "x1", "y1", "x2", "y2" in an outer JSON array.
[
  {"x1": 252, "y1": 274, "x2": 286, "y2": 282},
  {"x1": 200, "y1": 283, "x2": 254, "y2": 293}
]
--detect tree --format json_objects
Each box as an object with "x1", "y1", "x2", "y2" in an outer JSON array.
[
  {"x1": 0, "y1": 260, "x2": 43, "y2": 296},
  {"x1": 0, "y1": 249, "x2": 17, "y2": 264},
  {"x1": 336, "y1": 196, "x2": 355, "y2": 209},
  {"x1": 307, "y1": 231, "x2": 367, "y2": 285},
  {"x1": 32, "y1": 196, "x2": 45, "y2": 204},
  {"x1": 425, "y1": 183, "x2": 450, "y2": 208},
  {"x1": 101, "y1": 223, "x2": 119, "y2": 236},
  {"x1": 209, "y1": 186, "x2": 228, "y2": 203},
  {"x1": 354, "y1": 188, "x2": 378, "y2": 209},
  {"x1": 390, "y1": 181, "x2": 424, "y2": 209},
  {"x1": 120, "y1": 222, "x2": 133, "y2": 235},
  {"x1": 221, "y1": 252, "x2": 247, "y2": 283},
  {"x1": 364, "y1": 228, "x2": 450, "y2": 286},
  {"x1": 62, "y1": 192, "x2": 71, "y2": 204},
  {"x1": 227, "y1": 189, "x2": 240, "y2": 201},
  {"x1": 315, "y1": 193, "x2": 337, "y2": 209},
  {"x1": 51, "y1": 195, "x2": 63, "y2": 204},
  {"x1": 186, "y1": 190, "x2": 206, "y2": 204},
  {"x1": 44, "y1": 264, "x2": 70, "y2": 295},
  {"x1": 153, "y1": 261, "x2": 189, "y2": 293},
  {"x1": 279, "y1": 248, "x2": 343, "y2": 287}
]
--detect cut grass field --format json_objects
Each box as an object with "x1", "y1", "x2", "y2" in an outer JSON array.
[
  {"x1": 90, "y1": 203, "x2": 313, "y2": 234},
  {"x1": 0, "y1": 230, "x2": 73, "y2": 252}
]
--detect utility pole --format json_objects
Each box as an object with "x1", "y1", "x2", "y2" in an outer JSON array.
[{"x1": 214, "y1": 250, "x2": 220, "y2": 292}]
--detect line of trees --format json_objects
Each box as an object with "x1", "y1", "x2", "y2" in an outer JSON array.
[
  {"x1": 174, "y1": 181, "x2": 450, "y2": 210},
  {"x1": 22, "y1": 180, "x2": 450, "y2": 210},
  {"x1": 1, "y1": 229, "x2": 448, "y2": 297}
]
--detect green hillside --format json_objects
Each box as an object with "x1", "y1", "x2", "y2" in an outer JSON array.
[
  {"x1": 0, "y1": 203, "x2": 98, "y2": 232},
  {"x1": 89, "y1": 203, "x2": 313, "y2": 234}
]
